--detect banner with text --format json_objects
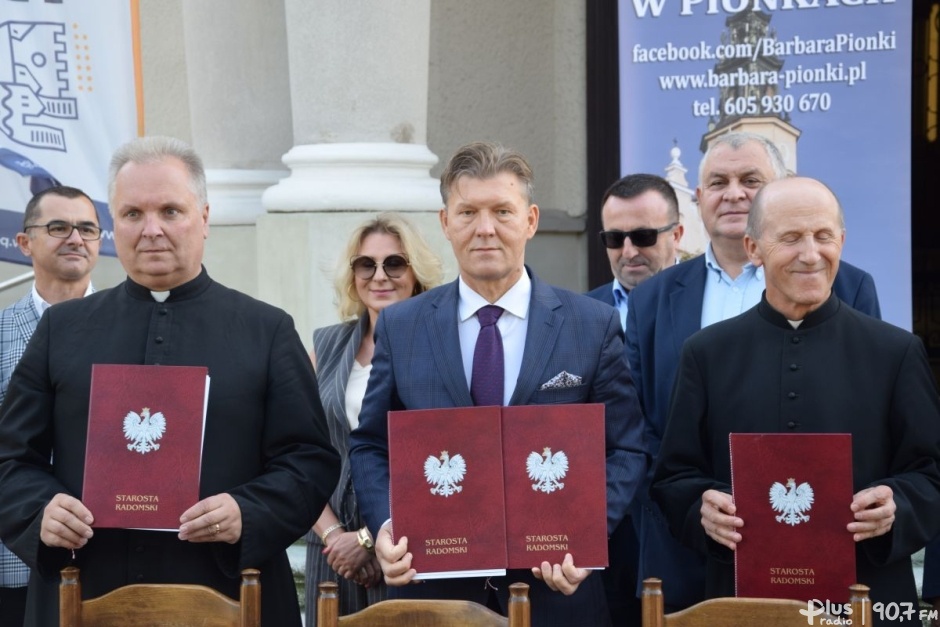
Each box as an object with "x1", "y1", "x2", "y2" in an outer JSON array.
[
  {"x1": 0, "y1": 0, "x2": 140, "y2": 264},
  {"x1": 619, "y1": 0, "x2": 911, "y2": 329}
]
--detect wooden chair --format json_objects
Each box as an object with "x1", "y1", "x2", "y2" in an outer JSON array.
[
  {"x1": 641, "y1": 578, "x2": 871, "y2": 627},
  {"x1": 59, "y1": 566, "x2": 260, "y2": 627},
  {"x1": 316, "y1": 580, "x2": 531, "y2": 627}
]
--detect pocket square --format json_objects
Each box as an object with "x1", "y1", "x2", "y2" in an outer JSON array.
[{"x1": 539, "y1": 371, "x2": 583, "y2": 390}]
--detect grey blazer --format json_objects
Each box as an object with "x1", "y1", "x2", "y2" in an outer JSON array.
[{"x1": 0, "y1": 292, "x2": 41, "y2": 405}]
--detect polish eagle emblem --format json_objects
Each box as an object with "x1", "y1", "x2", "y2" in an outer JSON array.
[
  {"x1": 123, "y1": 407, "x2": 166, "y2": 454},
  {"x1": 527, "y1": 447, "x2": 568, "y2": 494},
  {"x1": 424, "y1": 450, "x2": 466, "y2": 497},
  {"x1": 769, "y1": 477, "x2": 814, "y2": 526}
]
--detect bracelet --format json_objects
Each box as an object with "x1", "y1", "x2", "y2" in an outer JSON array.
[{"x1": 320, "y1": 523, "x2": 345, "y2": 544}]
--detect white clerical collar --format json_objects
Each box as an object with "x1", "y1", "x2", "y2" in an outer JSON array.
[
  {"x1": 31, "y1": 282, "x2": 94, "y2": 314},
  {"x1": 457, "y1": 270, "x2": 531, "y2": 323},
  {"x1": 787, "y1": 319, "x2": 803, "y2": 329},
  {"x1": 150, "y1": 290, "x2": 171, "y2": 303}
]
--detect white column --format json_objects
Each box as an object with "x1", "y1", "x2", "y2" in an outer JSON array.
[
  {"x1": 260, "y1": 0, "x2": 451, "y2": 347},
  {"x1": 179, "y1": 0, "x2": 292, "y2": 293}
]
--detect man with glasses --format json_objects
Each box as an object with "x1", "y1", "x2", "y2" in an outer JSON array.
[
  {"x1": 586, "y1": 173, "x2": 682, "y2": 626},
  {"x1": 625, "y1": 131, "x2": 881, "y2": 612},
  {"x1": 588, "y1": 173, "x2": 684, "y2": 331},
  {"x1": 0, "y1": 186, "x2": 100, "y2": 627}
]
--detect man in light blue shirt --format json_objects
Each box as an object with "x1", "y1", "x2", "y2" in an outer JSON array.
[{"x1": 696, "y1": 133, "x2": 795, "y2": 327}]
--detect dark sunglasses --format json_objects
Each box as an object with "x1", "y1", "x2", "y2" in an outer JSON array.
[
  {"x1": 599, "y1": 223, "x2": 678, "y2": 249},
  {"x1": 350, "y1": 254, "x2": 410, "y2": 280}
]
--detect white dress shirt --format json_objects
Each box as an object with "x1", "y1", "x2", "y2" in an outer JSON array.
[
  {"x1": 31, "y1": 282, "x2": 95, "y2": 314},
  {"x1": 457, "y1": 271, "x2": 531, "y2": 406}
]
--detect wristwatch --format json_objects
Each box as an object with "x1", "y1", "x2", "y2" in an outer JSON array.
[{"x1": 357, "y1": 526, "x2": 375, "y2": 554}]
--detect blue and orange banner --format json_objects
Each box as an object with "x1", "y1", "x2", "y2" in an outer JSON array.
[
  {"x1": 0, "y1": 0, "x2": 142, "y2": 263},
  {"x1": 618, "y1": 0, "x2": 911, "y2": 329}
]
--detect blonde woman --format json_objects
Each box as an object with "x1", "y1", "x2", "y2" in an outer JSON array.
[{"x1": 304, "y1": 213, "x2": 443, "y2": 624}]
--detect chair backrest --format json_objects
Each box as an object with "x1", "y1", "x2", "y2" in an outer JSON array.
[
  {"x1": 59, "y1": 566, "x2": 260, "y2": 627},
  {"x1": 316, "y1": 580, "x2": 531, "y2": 627},
  {"x1": 641, "y1": 578, "x2": 872, "y2": 627}
]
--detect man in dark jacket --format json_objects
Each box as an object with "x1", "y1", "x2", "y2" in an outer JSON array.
[
  {"x1": 625, "y1": 132, "x2": 880, "y2": 612},
  {"x1": 0, "y1": 136, "x2": 340, "y2": 627},
  {"x1": 652, "y1": 177, "x2": 940, "y2": 626}
]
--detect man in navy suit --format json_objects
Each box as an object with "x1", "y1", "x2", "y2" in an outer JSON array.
[
  {"x1": 586, "y1": 173, "x2": 683, "y2": 626},
  {"x1": 586, "y1": 173, "x2": 684, "y2": 328},
  {"x1": 349, "y1": 141, "x2": 647, "y2": 627},
  {"x1": 625, "y1": 132, "x2": 881, "y2": 611}
]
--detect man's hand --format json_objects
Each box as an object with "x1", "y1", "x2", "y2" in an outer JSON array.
[
  {"x1": 353, "y1": 555, "x2": 383, "y2": 588},
  {"x1": 375, "y1": 521, "x2": 416, "y2": 586},
  {"x1": 323, "y1": 531, "x2": 378, "y2": 581},
  {"x1": 848, "y1": 486, "x2": 895, "y2": 542},
  {"x1": 700, "y1": 489, "x2": 743, "y2": 551},
  {"x1": 178, "y1": 493, "x2": 242, "y2": 544},
  {"x1": 40, "y1": 494, "x2": 93, "y2": 550},
  {"x1": 531, "y1": 553, "x2": 590, "y2": 595}
]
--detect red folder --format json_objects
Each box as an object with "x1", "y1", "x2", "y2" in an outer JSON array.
[
  {"x1": 388, "y1": 406, "x2": 508, "y2": 579},
  {"x1": 502, "y1": 404, "x2": 607, "y2": 569},
  {"x1": 388, "y1": 404, "x2": 608, "y2": 579},
  {"x1": 730, "y1": 433, "x2": 855, "y2": 602},
  {"x1": 83, "y1": 364, "x2": 209, "y2": 530}
]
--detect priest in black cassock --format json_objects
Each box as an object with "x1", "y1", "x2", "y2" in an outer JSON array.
[
  {"x1": 651, "y1": 177, "x2": 940, "y2": 626},
  {"x1": 0, "y1": 136, "x2": 340, "y2": 627}
]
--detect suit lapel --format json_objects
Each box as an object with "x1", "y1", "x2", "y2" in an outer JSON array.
[
  {"x1": 594, "y1": 282, "x2": 616, "y2": 307},
  {"x1": 510, "y1": 274, "x2": 562, "y2": 405},
  {"x1": 335, "y1": 316, "x2": 368, "y2": 438},
  {"x1": 667, "y1": 256, "x2": 706, "y2": 357},
  {"x1": 427, "y1": 281, "x2": 473, "y2": 406},
  {"x1": 12, "y1": 295, "x2": 40, "y2": 347}
]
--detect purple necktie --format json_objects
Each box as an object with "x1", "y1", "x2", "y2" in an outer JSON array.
[{"x1": 471, "y1": 305, "x2": 504, "y2": 406}]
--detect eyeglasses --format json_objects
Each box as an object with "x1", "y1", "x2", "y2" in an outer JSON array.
[
  {"x1": 599, "y1": 223, "x2": 678, "y2": 249},
  {"x1": 350, "y1": 254, "x2": 410, "y2": 280},
  {"x1": 24, "y1": 220, "x2": 102, "y2": 241}
]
